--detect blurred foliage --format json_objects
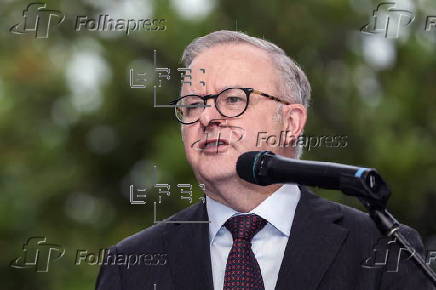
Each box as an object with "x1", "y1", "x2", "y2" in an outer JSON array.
[{"x1": 1, "y1": 0, "x2": 436, "y2": 289}]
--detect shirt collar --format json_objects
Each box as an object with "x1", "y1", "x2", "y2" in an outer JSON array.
[{"x1": 206, "y1": 184, "x2": 301, "y2": 245}]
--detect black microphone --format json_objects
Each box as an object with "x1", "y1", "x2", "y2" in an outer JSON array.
[
  {"x1": 236, "y1": 151, "x2": 384, "y2": 192},
  {"x1": 236, "y1": 151, "x2": 436, "y2": 286}
]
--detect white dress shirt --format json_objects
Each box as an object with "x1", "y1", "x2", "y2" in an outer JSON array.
[{"x1": 206, "y1": 184, "x2": 301, "y2": 290}]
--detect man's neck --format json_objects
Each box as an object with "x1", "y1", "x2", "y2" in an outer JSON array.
[{"x1": 202, "y1": 176, "x2": 282, "y2": 212}]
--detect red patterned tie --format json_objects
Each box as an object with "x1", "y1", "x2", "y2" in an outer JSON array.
[{"x1": 223, "y1": 214, "x2": 267, "y2": 290}]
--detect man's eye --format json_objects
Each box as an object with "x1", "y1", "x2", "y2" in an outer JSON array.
[
  {"x1": 184, "y1": 102, "x2": 203, "y2": 115},
  {"x1": 187, "y1": 102, "x2": 202, "y2": 107},
  {"x1": 226, "y1": 96, "x2": 244, "y2": 103}
]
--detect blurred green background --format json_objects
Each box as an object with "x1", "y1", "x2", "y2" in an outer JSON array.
[{"x1": 1, "y1": 0, "x2": 436, "y2": 289}]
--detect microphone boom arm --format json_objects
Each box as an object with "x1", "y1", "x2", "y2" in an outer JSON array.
[
  {"x1": 339, "y1": 171, "x2": 436, "y2": 286},
  {"x1": 238, "y1": 150, "x2": 436, "y2": 286}
]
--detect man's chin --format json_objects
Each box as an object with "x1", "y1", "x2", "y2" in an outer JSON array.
[
  {"x1": 200, "y1": 172, "x2": 235, "y2": 186},
  {"x1": 188, "y1": 147, "x2": 241, "y2": 182},
  {"x1": 195, "y1": 162, "x2": 236, "y2": 184}
]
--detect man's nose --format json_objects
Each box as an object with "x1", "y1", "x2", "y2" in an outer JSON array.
[{"x1": 198, "y1": 98, "x2": 225, "y2": 128}]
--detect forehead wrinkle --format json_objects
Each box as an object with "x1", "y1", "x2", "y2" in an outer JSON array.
[{"x1": 182, "y1": 43, "x2": 279, "y2": 97}]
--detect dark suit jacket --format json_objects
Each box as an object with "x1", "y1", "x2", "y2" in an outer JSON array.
[{"x1": 96, "y1": 186, "x2": 435, "y2": 290}]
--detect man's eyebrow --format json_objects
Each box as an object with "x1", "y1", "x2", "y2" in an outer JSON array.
[{"x1": 213, "y1": 85, "x2": 246, "y2": 93}]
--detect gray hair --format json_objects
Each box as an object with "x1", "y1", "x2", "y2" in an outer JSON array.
[{"x1": 181, "y1": 30, "x2": 311, "y2": 158}]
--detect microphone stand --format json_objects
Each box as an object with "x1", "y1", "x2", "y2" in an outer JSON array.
[{"x1": 339, "y1": 170, "x2": 436, "y2": 286}]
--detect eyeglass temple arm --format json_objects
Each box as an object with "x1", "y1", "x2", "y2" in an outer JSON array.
[{"x1": 251, "y1": 89, "x2": 291, "y2": 105}]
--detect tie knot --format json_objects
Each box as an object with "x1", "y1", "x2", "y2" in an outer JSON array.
[{"x1": 224, "y1": 214, "x2": 267, "y2": 241}]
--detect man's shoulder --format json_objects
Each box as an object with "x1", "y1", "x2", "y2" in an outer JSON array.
[
  {"x1": 333, "y1": 199, "x2": 379, "y2": 234},
  {"x1": 112, "y1": 201, "x2": 206, "y2": 253},
  {"x1": 318, "y1": 191, "x2": 422, "y2": 246},
  {"x1": 301, "y1": 187, "x2": 422, "y2": 243}
]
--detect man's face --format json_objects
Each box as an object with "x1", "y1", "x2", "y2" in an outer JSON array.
[{"x1": 180, "y1": 43, "x2": 301, "y2": 186}]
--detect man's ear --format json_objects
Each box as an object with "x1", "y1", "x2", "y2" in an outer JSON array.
[{"x1": 281, "y1": 104, "x2": 307, "y2": 146}]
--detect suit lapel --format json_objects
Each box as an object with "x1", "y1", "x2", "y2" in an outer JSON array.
[
  {"x1": 275, "y1": 186, "x2": 349, "y2": 290},
  {"x1": 165, "y1": 187, "x2": 349, "y2": 290},
  {"x1": 165, "y1": 202, "x2": 214, "y2": 290}
]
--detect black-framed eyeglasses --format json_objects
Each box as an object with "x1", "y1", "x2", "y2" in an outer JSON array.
[{"x1": 169, "y1": 87, "x2": 290, "y2": 124}]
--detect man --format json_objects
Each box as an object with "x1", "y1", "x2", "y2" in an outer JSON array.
[{"x1": 96, "y1": 30, "x2": 434, "y2": 290}]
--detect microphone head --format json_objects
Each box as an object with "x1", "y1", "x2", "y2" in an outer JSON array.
[
  {"x1": 236, "y1": 151, "x2": 273, "y2": 185},
  {"x1": 236, "y1": 151, "x2": 259, "y2": 184}
]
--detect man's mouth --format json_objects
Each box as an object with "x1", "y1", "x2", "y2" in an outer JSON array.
[
  {"x1": 190, "y1": 126, "x2": 245, "y2": 153},
  {"x1": 199, "y1": 138, "x2": 230, "y2": 150}
]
